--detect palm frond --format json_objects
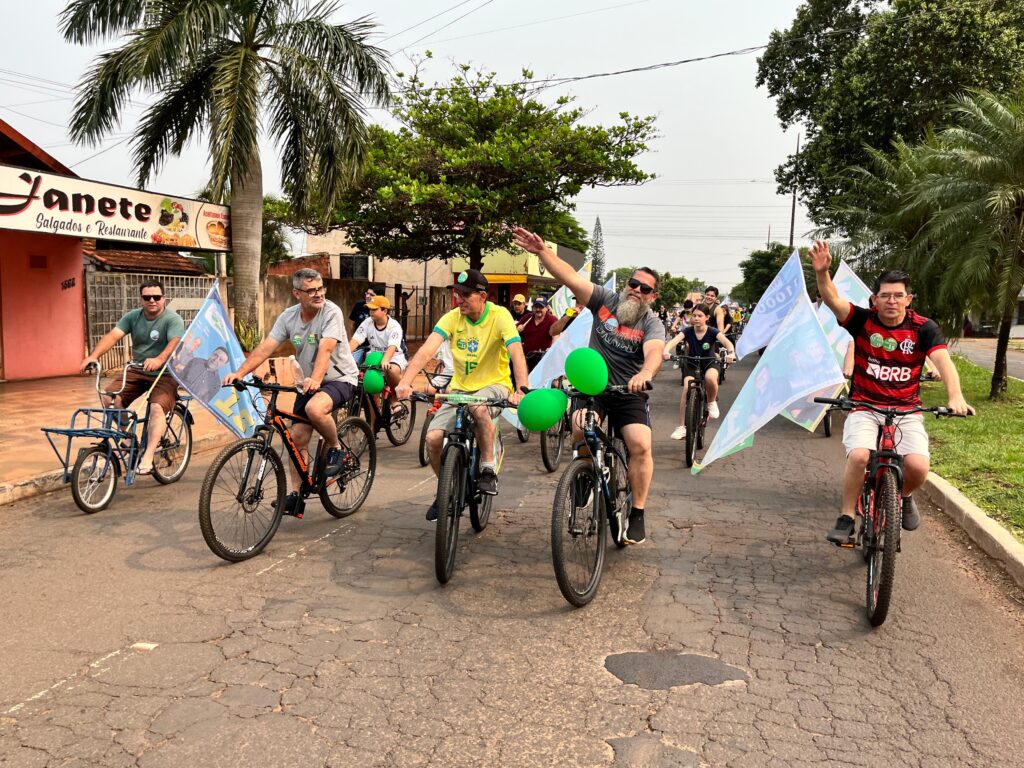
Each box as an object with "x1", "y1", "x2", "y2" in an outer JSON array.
[{"x1": 59, "y1": 0, "x2": 147, "y2": 44}]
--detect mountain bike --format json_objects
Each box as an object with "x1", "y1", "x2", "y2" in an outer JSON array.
[
  {"x1": 540, "y1": 376, "x2": 571, "y2": 473},
  {"x1": 346, "y1": 363, "x2": 416, "y2": 446},
  {"x1": 673, "y1": 352, "x2": 726, "y2": 468},
  {"x1": 199, "y1": 376, "x2": 375, "y2": 562},
  {"x1": 551, "y1": 383, "x2": 646, "y2": 607},
  {"x1": 417, "y1": 367, "x2": 453, "y2": 467},
  {"x1": 411, "y1": 391, "x2": 514, "y2": 584},
  {"x1": 813, "y1": 396, "x2": 964, "y2": 626},
  {"x1": 42, "y1": 362, "x2": 193, "y2": 514}
]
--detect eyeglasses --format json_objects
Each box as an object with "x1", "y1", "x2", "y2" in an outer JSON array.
[
  {"x1": 627, "y1": 278, "x2": 655, "y2": 295},
  {"x1": 297, "y1": 286, "x2": 326, "y2": 297},
  {"x1": 141, "y1": 294, "x2": 163, "y2": 302},
  {"x1": 876, "y1": 292, "x2": 907, "y2": 301}
]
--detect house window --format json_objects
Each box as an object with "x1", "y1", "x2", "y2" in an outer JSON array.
[
  {"x1": 29, "y1": 254, "x2": 47, "y2": 269},
  {"x1": 338, "y1": 254, "x2": 368, "y2": 280}
]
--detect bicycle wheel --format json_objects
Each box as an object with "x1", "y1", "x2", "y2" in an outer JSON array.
[
  {"x1": 552, "y1": 459, "x2": 606, "y2": 607},
  {"x1": 418, "y1": 410, "x2": 434, "y2": 467},
  {"x1": 71, "y1": 445, "x2": 119, "y2": 514},
  {"x1": 720, "y1": 364, "x2": 727, "y2": 384},
  {"x1": 469, "y1": 488, "x2": 492, "y2": 532},
  {"x1": 435, "y1": 446, "x2": 466, "y2": 584},
  {"x1": 540, "y1": 416, "x2": 566, "y2": 473},
  {"x1": 607, "y1": 438, "x2": 630, "y2": 550},
  {"x1": 866, "y1": 470, "x2": 900, "y2": 627},
  {"x1": 385, "y1": 398, "x2": 416, "y2": 446},
  {"x1": 199, "y1": 438, "x2": 285, "y2": 562},
  {"x1": 684, "y1": 388, "x2": 699, "y2": 467},
  {"x1": 517, "y1": 426, "x2": 530, "y2": 443},
  {"x1": 696, "y1": 389, "x2": 707, "y2": 450},
  {"x1": 152, "y1": 405, "x2": 193, "y2": 484},
  {"x1": 321, "y1": 417, "x2": 377, "y2": 518},
  {"x1": 822, "y1": 409, "x2": 833, "y2": 438}
]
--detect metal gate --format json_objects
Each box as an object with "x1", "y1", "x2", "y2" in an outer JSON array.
[{"x1": 85, "y1": 272, "x2": 215, "y2": 371}]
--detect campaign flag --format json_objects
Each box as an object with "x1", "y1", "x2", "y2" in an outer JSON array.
[
  {"x1": 734, "y1": 250, "x2": 805, "y2": 360},
  {"x1": 693, "y1": 293, "x2": 845, "y2": 473},
  {"x1": 548, "y1": 263, "x2": 590, "y2": 318},
  {"x1": 781, "y1": 261, "x2": 872, "y2": 430},
  {"x1": 169, "y1": 281, "x2": 263, "y2": 438}
]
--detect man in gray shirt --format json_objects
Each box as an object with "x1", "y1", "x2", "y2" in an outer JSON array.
[
  {"x1": 513, "y1": 227, "x2": 665, "y2": 546},
  {"x1": 225, "y1": 269, "x2": 358, "y2": 515}
]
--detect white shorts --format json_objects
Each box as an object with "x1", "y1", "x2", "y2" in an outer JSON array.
[{"x1": 842, "y1": 410, "x2": 929, "y2": 459}]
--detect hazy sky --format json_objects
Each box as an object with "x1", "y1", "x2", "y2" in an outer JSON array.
[{"x1": 1, "y1": 0, "x2": 815, "y2": 292}]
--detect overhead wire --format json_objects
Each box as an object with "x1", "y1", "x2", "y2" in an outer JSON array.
[
  {"x1": 393, "y1": 0, "x2": 499, "y2": 54},
  {"x1": 377, "y1": 0, "x2": 477, "y2": 45}
]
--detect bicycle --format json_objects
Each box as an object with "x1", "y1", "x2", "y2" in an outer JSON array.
[
  {"x1": 346, "y1": 363, "x2": 416, "y2": 447},
  {"x1": 550, "y1": 383, "x2": 646, "y2": 607},
  {"x1": 540, "y1": 376, "x2": 572, "y2": 473},
  {"x1": 42, "y1": 362, "x2": 194, "y2": 514},
  {"x1": 673, "y1": 351, "x2": 727, "y2": 468},
  {"x1": 198, "y1": 376, "x2": 376, "y2": 562},
  {"x1": 813, "y1": 396, "x2": 964, "y2": 626},
  {"x1": 411, "y1": 390, "x2": 514, "y2": 584},
  {"x1": 416, "y1": 367, "x2": 453, "y2": 467}
]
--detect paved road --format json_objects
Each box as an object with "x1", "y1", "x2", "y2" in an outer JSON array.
[
  {"x1": 2, "y1": 358, "x2": 1024, "y2": 767},
  {"x1": 950, "y1": 339, "x2": 1024, "y2": 380}
]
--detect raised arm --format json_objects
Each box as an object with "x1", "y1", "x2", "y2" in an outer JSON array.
[
  {"x1": 512, "y1": 227, "x2": 594, "y2": 307},
  {"x1": 808, "y1": 240, "x2": 850, "y2": 323}
]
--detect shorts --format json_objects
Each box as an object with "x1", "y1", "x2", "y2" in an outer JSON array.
[
  {"x1": 429, "y1": 384, "x2": 510, "y2": 435},
  {"x1": 114, "y1": 368, "x2": 179, "y2": 414},
  {"x1": 842, "y1": 410, "x2": 929, "y2": 459},
  {"x1": 385, "y1": 360, "x2": 407, "y2": 374},
  {"x1": 682, "y1": 359, "x2": 721, "y2": 379},
  {"x1": 294, "y1": 380, "x2": 354, "y2": 419},
  {"x1": 574, "y1": 390, "x2": 651, "y2": 433}
]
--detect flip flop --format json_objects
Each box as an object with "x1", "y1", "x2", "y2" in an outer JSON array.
[{"x1": 136, "y1": 464, "x2": 153, "y2": 476}]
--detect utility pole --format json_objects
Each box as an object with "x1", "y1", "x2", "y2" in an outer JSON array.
[
  {"x1": 788, "y1": 133, "x2": 800, "y2": 251},
  {"x1": 766, "y1": 225, "x2": 771, "y2": 251}
]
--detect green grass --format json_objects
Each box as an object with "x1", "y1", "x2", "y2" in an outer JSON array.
[{"x1": 920, "y1": 356, "x2": 1024, "y2": 540}]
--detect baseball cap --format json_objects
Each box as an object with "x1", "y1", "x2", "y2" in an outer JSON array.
[
  {"x1": 512, "y1": 293, "x2": 526, "y2": 304},
  {"x1": 533, "y1": 296, "x2": 548, "y2": 308},
  {"x1": 366, "y1": 295, "x2": 391, "y2": 310},
  {"x1": 454, "y1": 268, "x2": 489, "y2": 294}
]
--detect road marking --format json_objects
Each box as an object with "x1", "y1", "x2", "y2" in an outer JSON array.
[
  {"x1": 4, "y1": 642, "x2": 159, "y2": 715},
  {"x1": 255, "y1": 523, "x2": 354, "y2": 576},
  {"x1": 406, "y1": 475, "x2": 434, "y2": 492}
]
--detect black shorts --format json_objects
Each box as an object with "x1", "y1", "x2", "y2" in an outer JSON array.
[
  {"x1": 293, "y1": 380, "x2": 354, "y2": 419},
  {"x1": 682, "y1": 359, "x2": 722, "y2": 379},
  {"x1": 574, "y1": 390, "x2": 651, "y2": 432}
]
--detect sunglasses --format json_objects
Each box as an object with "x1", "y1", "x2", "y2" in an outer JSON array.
[
  {"x1": 141, "y1": 294, "x2": 163, "y2": 301},
  {"x1": 297, "y1": 286, "x2": 326, "y2": 297},
  {"x1": 627, "y1": 278, "x2": 655, "y2": 295}
]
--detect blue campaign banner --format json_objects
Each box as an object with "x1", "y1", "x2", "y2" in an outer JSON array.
[
  {"x1": 694, "y1": 293, "x2": 845, "y2": 473},
  {"x1": 169, "y1": 281, "x2": 263, "y2": 438},
  {"x1": 734, "y1": 251, "x2": 806, "y2": 360}
]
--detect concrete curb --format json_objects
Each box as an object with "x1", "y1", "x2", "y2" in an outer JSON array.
[
  {"x1": 920, "y1": 472, "x2": 1024, "y2": 589},
  {"x1": 0, "y1": 433, "x2": 233, "y2": 508}
]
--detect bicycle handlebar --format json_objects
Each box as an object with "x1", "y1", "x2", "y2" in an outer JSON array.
[
  {"x1": 89, "y1": 361, "x2": 146, "y2": 397},
  {"x1": 232, "y1": 375, "x2": 302, "y2": 395},
  {"x1": 410, "y1": 391, "x2": 516, "y2": 409},
  {"x1": 812, "y1": 396, "x2": 968, "y2": 418}
]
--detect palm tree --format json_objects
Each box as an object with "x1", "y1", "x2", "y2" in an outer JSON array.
[
  {"x1": 837, "y1": 89, "x2": 1024, "y2": 398},
  {"x1": 61, "y1": 0, "x2": 390, "y2": 330}
]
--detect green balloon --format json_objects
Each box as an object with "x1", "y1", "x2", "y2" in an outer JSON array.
[
  {"x1": 564, "y1": 347, "x2": 608, "y2": 395},
  {"x1": 363, "y1": 368, "x2": 385, "y2": 394},
  {"x1": 365, "y1": 350, "x2": 384, "y2": 367},
  {"x1": 517, "y1": 388, "x2": 569, "y2": 432}
]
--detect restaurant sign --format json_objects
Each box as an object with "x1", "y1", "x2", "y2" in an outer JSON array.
[{"x1": 0, "y1": 163, "x2": 231, "y2": 251}]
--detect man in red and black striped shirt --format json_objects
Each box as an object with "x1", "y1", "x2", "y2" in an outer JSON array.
[{"x1": 810, "y1": 241, "x2": 973, "y2": 545}]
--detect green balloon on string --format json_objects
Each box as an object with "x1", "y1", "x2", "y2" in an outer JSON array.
[
  {"x1": 564, "y1": 347, "x2": 608, "y2": 395},
  {"x1": 363, "y1": 368, "x2": 385, "y2": 394},
  {"x1": 516, "y1": 388, "x2": 569, "y2": 432},
  {"x1": 365, "y1": 350, "x2": 384, "y2": 367}
]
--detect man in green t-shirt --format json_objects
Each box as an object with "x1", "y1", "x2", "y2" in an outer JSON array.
[{"x1": 81, "y1": 280, "x2": 185, "y2": 475}]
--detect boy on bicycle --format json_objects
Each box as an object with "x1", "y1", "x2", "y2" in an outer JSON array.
[
  {"x1": 349, "y1": 294, "x2": 407, "y2": 407},
  {"x1": 809, "y1": 241, "x2": 973, "y2": 545}
]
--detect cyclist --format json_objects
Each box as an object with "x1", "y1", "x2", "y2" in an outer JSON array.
[
  {"x1": 809, "y1": 240, "x2": 973, "y2": 544},
  {"x1": 516, "y1": 295, "x2": 558, "y2": 371},
  {"x1": 669, "y1": 299, "x2": 693, "y2": 335},
  {"x1": 80, "y1": 280, "x2": 184, "y2": 476},
  {"x1": 663, "y1": 303, "x2": 736, "y2": 439},
  {"x1": 510, "y1": 293, "x2": 529, "y2": 323},
  {"x1": 513, "y1": 227, "x2": 665, "y2": 545},
  {"x1": 349, "y1": 294, "x2": 407, "y2": 406},
  {"x1": 349, "y1": 287, "x2": 377, "y2": 365},
  {"x1": 223, "y1": 268, "x2": 358, "y2": 514},
  {"x1": 396, "y1": 268, "x2": 529, "y2": 520},
  {"x1": 702, "y1": 286, "x2": 728, "y2": 332}
]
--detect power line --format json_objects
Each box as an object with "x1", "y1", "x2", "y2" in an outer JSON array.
[
  {"x1": 69, "y1": 136, "x2": 132, "y2": 168},
  {"x1": 378, "y1": 0, "x2": 477, "y2": 45},
  {"x1": 0, "y1": 105, "x2": 68, "y2": 129},
  {"x1": 394, "y1": 0, "x2": 498, "y2": 54}
]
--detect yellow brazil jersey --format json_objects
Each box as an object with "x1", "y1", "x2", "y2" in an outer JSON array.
[{"x1": 433, "y1": 302, "x2": 521, "y2": 392}]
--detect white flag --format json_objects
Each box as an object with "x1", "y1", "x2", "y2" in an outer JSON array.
[{"x1": 734, "y1": 250, "x2": 805, "y2": 360}]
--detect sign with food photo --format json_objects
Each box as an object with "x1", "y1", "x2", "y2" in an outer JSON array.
[{"x1": 0, "y1": 162, "x2": 231, "y2": 251}]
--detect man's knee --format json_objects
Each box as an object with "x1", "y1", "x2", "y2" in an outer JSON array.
[
  {"x1": 846, "y1": 449, "x2": 870, "y2": 469},
  {"x1": 307, "y1": 392, "x2": 335, "y2": 417},
  {"x1": 904, "y1": 454, "x2": 930, "y2": 476},
  {"x1": 426, "y1": 429, "x2": 444, "y2": 450}
]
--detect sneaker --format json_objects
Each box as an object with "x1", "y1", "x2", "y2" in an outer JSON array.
[
  {"x1": 323, "y1": 447, "x2": 342, "y2": 477},
  {"x1": 826, "y1": 514, "x2": 855, "y2": 545},
  {"x1": 669, "y1": 425, "x2": 687, "y2": 440},
  {"x1": 624, "y1": 508, "x2": 645, "y2": 545},
  {"x1": 273, "y1": 492, "x2": 302, "y2": 519},
  {"x1": 477, "y1": 468, "x2": 498, "y2": 496},
  {"x1": 902, "y1": 496, "x2": 920, "y2": 531},
  {"x1": 426, "y1": 501, "x2": 439, "y2": 522},
  {"x1": 708, "y1": 401, "x2": 720, "y2": 419}
]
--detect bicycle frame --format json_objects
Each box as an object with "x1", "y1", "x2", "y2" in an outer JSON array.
[{"x1": 571, "y1": 400, "x2": 628, "y2": 513}]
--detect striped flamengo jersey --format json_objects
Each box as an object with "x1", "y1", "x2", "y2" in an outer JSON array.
[{"x1": 841, "y1": 303, "x2": 947, "y2": 409}]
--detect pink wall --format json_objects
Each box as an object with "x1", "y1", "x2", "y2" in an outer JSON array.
[{"x1": 0, "y1": 230, "x2": 85, "y2": 380}]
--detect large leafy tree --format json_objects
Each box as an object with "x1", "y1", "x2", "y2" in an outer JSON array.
[
  {"x1": 60, "y1": 0, "x2": 390, "y2": 330},
  {"x1": 292, "y1": 64, "x2": 656, "y2": 269},
  {"x1": 729, "y1": 243, "x2": 815, "y2": 305},
  {"x1": 757, "y1": 0, "x2": 1024, "y2": 230}
]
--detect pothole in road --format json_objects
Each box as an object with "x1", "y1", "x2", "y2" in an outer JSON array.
[{"x1": 605, "y1": 651, "x2": 748, "y2": 690}]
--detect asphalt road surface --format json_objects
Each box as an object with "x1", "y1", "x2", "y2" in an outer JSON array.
[{"x1": 2, "y1": 357, "x2": 1023, "y2": 767}]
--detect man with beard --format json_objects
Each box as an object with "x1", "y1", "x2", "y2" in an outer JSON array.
[{"x1": 513, "y1": 227, "x2": 665, "y2": 545}]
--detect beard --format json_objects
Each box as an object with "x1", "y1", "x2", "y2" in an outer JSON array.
[{"x1": 617, "y1": 291, "x2": 647, "y2": 327}]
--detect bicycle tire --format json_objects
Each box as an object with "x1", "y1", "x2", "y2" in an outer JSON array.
[
  {"x1": 417, "y1": 410, "x2": 434, "y2": 467},
  {"x1": 551, "y1": 459, "x2": 606, "y2": 607},
  {"x1": 866, "y1": 470, "x2": 900, "y2": 626},
  {"x1": 152, "y1": 404, "x2": 193, "y2": 484},
  {"x1": 684, "y1": 388, "x2": 699, "y2": 467},
  {"x1": 540, "y1": 417, "x2": 566, "y2": 473},
  {"x1": 385, "y1": 398, "x2": 416, "y2": 446},
  {"x1": 435, "y1": 446, "x2": 466, "y2": 584},
  {"x1": 608, "y1": 438, "x2": 629, "y2": 550},
  {"x1": 517, "y1": 427, "x2": 530, "y2": 443},
  {"x1": 71, "y1": 445, "x2": 119, "y2": 514},
  {"x1": 720, "y1": 364, "x2": 727, "y2": 384},
  {"x1": 696, "y1": 388, "x2": 707, "y2": 451},
  {"x1": 199, "y1": 438, "x2": 285, "y2": 562},
  {"x1": 321, "y1": 417, "x2": 377, "y2": 518},
  {"x1": 469, "y1": 490, "x2": 492, "y2": 532},
  {"x1": 823, "y1": 409, "x2": 833, "y2": 438},
  {"x1": 859, "y1": 487, "x2": 873, "y2": 563}
]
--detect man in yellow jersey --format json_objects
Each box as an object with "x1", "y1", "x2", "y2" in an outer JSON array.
[{"x1": 397, "y1": 269, "x2": 530, "y2": 520}]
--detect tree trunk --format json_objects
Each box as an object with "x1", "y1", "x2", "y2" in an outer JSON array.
[
  {"x1": 231, "y1": 153, "x2": 264, "y2": 332},
  {"x1": 468, "y1": 232, "x2": 483, "y2": 271},
  {"x1": 990, "y1": 307, "x2": 1013, "y2": 399}
]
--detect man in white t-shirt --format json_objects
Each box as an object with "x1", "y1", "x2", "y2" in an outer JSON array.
[{"x1": 349, "y1": 295, "x2": 407, "y2": 403}]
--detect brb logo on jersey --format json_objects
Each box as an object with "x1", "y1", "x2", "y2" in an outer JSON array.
[{"x1": 866, "y1": 362, "x2": 913, "y2": 382}]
